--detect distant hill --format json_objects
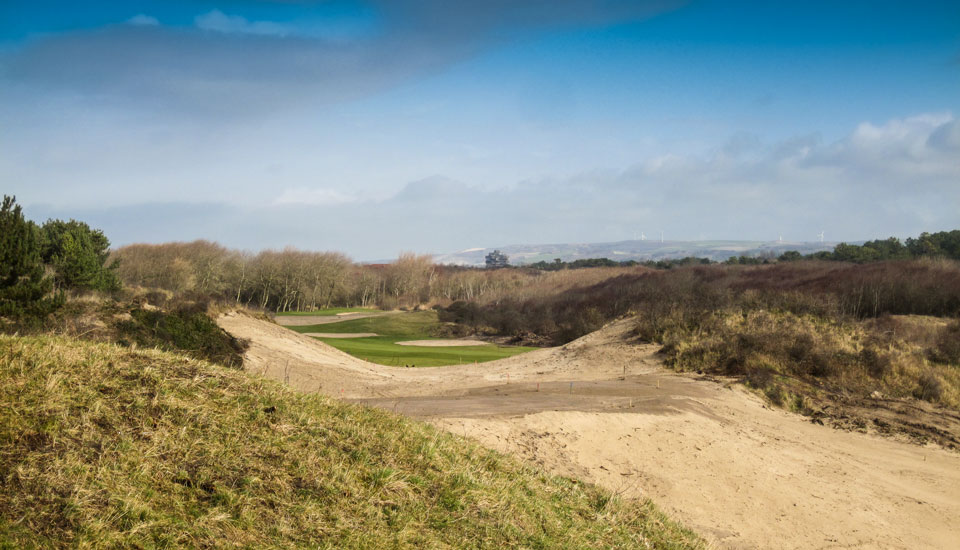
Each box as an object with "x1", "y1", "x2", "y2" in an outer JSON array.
[{"x1": 433, "y1": 239, "x2": 838, "y2": 266}]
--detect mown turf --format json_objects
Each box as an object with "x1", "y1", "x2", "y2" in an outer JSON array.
[
  {"x1": 291, "y1": 311, "x2": 441, "y2": 338},
  {"x1": 317, "y1": 336, "x2": 534, "y2": 367},
  {"x1": 289, "y1": 311, "x2": 536, "y2": 367},
  {"x1": 276, "y1": 307, "x2": 377, "y2": 317},
  {"x1": 0, "y1": 335, "x2": 703, "y2": 549}
]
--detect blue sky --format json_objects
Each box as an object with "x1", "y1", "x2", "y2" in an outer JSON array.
[{"x1": 2, "y1": 1, "x2": 958, "y2": 259}]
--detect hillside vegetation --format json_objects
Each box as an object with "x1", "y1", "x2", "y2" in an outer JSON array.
[
  {"x1": 0, "y1": 335, "x2": 702, "y2": 549},
  {"x1": 435, "y1": 259, "x2": 960, "y2": 446}
]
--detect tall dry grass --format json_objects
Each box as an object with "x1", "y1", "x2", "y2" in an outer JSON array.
[{"x1": 0, "y1": 335, "x2": 704, "y2": 549}]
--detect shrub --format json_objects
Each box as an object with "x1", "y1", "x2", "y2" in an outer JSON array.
[
  {"x1": 40, "y1": 219, "x2": 120, "y2": 292},
  {"x1": 859, "y1": 346, "x2": 892, "y2": 379},
  {"x1": 914, "y1": 371, "x2": 944, "y2": 403},
  {"x1": 0, "y1": 196, "x2": 62, "y2": 327},
  {"x1": 114, "y1": 306, "x2": 248, "y2": 367},
  {"x1": 929, "y1": 320, "x2": 960, "y2": 365}
]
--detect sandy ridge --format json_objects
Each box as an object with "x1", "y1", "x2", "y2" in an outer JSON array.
[
  {"x1": 303, "y1": 332, "x2": 378, "y2": 338},
  {"x1": 396, "y1": 339, "x2": 493, "y2": 347}
]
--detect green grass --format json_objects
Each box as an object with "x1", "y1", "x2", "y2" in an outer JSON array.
[
  {"x1": 0, "y1": 335, "x2": 704, "y2": 549},
  {"x1": 289, "y1": 311, "x2": 536, "y2": 367},
  {"x1": 292, "y1": 311, "x2": 440, "y2": 338},
  {"x1": 276, "y1": 307, "x2": 377, "y2": 317},
  {"x1": 317, "y1": 336, "x2": 535, "y2": 367}
]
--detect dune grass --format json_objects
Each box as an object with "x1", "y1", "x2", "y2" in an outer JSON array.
[
  {"x1": 0, "y1": 335, "x2": 703, "y2": 549},
  {"x1": 288, "y1": 311, "x2": 536, "y2": 367},
  {"x1": 639, "y1": 309, "x2": 960, "y2": 411}
]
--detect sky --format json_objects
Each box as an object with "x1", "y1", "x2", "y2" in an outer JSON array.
[{"x1": 2, "y1": 0, "x2": 959, "y2": 260}]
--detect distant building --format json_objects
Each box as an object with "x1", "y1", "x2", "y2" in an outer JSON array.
[{"x1": 485, "y1": 250, "x2": 509, "y2": 269}]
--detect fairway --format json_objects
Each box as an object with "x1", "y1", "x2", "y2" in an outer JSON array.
[{"x1": 285, "y1": 310, "x2": 535, "y2": 367}]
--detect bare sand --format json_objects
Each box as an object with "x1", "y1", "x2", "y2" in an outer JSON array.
[
  {"x1": 273, "y1": 311, "x2": 394, "y2": 327},
  {"x1": 396, "y1": 339, "x2": 492, "y2": 347},
  {"x1": 219, "y1": 311, "x2": 960, "y2": 550},
  {"x1": 303, "y1": 332, "x2": 378, "y2": 338}
]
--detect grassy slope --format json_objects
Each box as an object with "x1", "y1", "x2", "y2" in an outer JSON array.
[
  {"x1": 0, "y1": 335, "x2": 702, "y2": 549},
  {"x1": 289, "y1": 311, "x2": 535, "y2": 367}
]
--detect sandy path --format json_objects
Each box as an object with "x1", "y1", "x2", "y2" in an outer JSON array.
[
  {"x1": 303, "y1": 332, "x2": 378, "y2": 338},
  {"x1": 219, "y1": 311, "x2": 960, "y2": 549},
  {"x1": 273, "y1": 311, "x2": 395, "y2": 326},
  {"x1": 396, "y1": 339, "x2": 492, "y2": 347}
]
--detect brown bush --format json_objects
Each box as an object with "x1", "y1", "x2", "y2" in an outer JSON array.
[
  {"x1": 915, "y1": 371, "x2": 944, "y2": 402},
  {"x1": 930, "y1": 320, "x2": 960, "y2": 364},
  {"x1": 859, "y1": 346, "x2": 893, "y2": 379}
]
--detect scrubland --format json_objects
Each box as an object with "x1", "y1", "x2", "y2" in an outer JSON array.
[{"x1": 439, "y1": 259, "x2": 960, "y2": 445}]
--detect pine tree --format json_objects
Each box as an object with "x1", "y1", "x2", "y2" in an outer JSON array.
[
  {"x1": 40, "y1": 219, "x2": 120, "y2": 291},
  {"x1": 0, "y1": 196, "x2": 62, "y2": 323}
]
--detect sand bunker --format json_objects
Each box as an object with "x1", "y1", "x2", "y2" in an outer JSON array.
[
  {"x1": 396, "y1": 339, "x2": 493, "y2": 347},
  {"x1": 220, "y1": 312, "x2": 960, "y2": 550},
  {"x1": 304, "y1": 332, "x2": 378, "y2": 338}
]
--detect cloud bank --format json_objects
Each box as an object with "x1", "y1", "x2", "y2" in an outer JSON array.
[{"x1": 24, "y1": 113, "x2": 960, "y2": 260}]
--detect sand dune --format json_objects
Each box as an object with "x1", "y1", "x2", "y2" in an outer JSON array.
[{"x1": 219, "y1": 311, "x2": 960, "y2": 549}]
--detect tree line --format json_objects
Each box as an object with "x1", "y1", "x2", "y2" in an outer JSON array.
[
  {"x1": 108, "y1": 243, "x2": 542, "y2": 311},
  {"x1": 779, "y1": 231, "x2": 960, "y2": 263},
  {"x1": 1, "y1": 196, "x2": 118, "y2": 324}
]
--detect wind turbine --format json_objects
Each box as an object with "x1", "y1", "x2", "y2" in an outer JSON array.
[
  {"x1": 640, "y1": 232, "x2": 646, "y2": 241},
  {"x1": 818, "y1": 231, "x2": 825, "y2": 243}
]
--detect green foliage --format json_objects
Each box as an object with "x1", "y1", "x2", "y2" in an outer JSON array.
[
  {"x1": 114, "y1": 306, "x2": 248, "y2": 367},
  {"x1": 527, "y1": 257, "x2": 640, "y2": 270},
  {"x1": 906, "y1": 230, "x2": 960, "y2": 259},
  {"x1": 778, "y1": 250, "x2": 803, "y2": 262},
  {"x1": 724, "y1": 255, "x2": 767, "y2": 265},
  {"x1": 779, "y1": 230, "x2": 960, "y2": 263},
  {"x1": 40, "y1": 219, "x2": 120, "y2": 292},
  {"x1": 0, "y1": 196, "x2": 62, "y2": 325}
]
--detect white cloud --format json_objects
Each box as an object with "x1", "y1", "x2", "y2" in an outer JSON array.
[
  {"x1": 807, "y1": 113, "x2": 959, "y2": 180},
  {"x1": 273, "y1": 187, "x2": 358, "y2": 206},
  {"x1": 126, "y1": 14, "x2": 159, "y2": 27},
  {"x1": 194, "y1": 9, "x2": 290, "y2": 37},
  {"x1": 7, "y1": 113, "x2": 959, "y2": 258}
]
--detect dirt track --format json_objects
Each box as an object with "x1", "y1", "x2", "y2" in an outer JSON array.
[
  {"x1": 396, "y1": 339, "x2": 492, "y2": 347},
  {"x1": 273, "y1": 311, "x2": 395, "y2": 327},
  {"x1": 219, "y1": 311, "x2": 960, "y2": 550}
]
